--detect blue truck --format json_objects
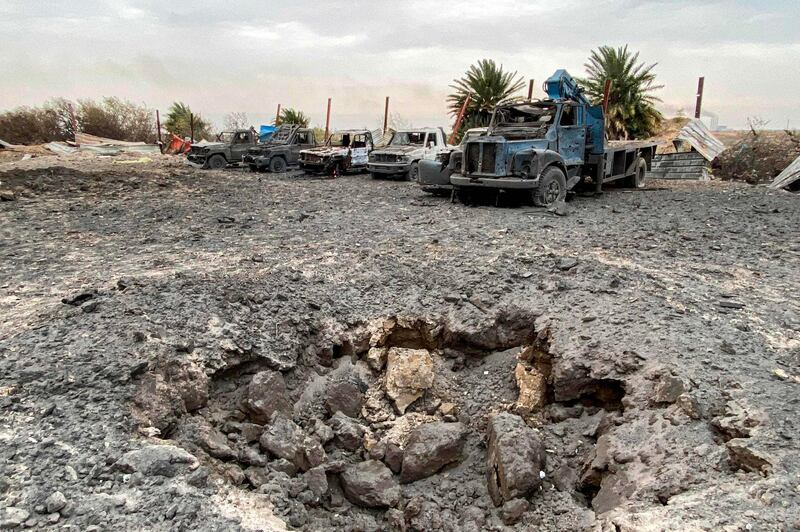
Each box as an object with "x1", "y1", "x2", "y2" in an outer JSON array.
[{"x1": 449, "y1": 69, "x2": 657, "y2": 206}]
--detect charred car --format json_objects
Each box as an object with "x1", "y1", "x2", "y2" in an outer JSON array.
[
  {"x1": 298, "y1": 130, "x2": 374, "y2": 176},
  {"x1": 243, "y1": 125, "x2": 317, "y2": 173},
  {"x1": 186, "y1": 129, "x2": 258, "y2": 169},
  {"x1": 367, "y1": 128, "x2": 449, "y2": 181},
  {"x1": 418, "y1": 127, "x2": 487, "y2": 195}
]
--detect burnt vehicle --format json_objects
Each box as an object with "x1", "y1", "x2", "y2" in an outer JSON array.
[
  {"x1": 450, "y1": 69, "x2": 657, "y2": 207},
  {"x1": 243, "y1": 125, "x2": 317, "y2": 173},
  {"x1": 298, "y1": 130, "x2": 374, "y2": 176},
  {"x1": 418, "y1": 127, "x2": 487, "y2": 195},
  {"x1": 367, "y1": 128, "x2": 449, "y2": 181},
  {"x1": 186, "y1": 129, "x2": 257, "y2": 169}
]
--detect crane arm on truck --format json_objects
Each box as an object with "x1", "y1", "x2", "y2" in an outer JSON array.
[{"x1": 544, "y1": 69, "x2": 591, "y2": 107}]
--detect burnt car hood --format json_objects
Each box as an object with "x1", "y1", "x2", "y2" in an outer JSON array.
[
  {"x1": 190, "y1": 142, "x2": 225, "y2": 152},
  {"x1": 373, "y1": 145, "x2": 421, "y2": 156},
  {"x1": 302, "y1": 146, "x2": 348, "y2": 157}
]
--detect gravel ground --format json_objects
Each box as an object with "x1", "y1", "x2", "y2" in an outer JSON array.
[{"x1": 0, "y1": 154, "x2": 798, "y2": 531}]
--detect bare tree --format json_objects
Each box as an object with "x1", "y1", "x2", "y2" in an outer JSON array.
[{"x1": 224, "y1": 112, "x2": 249, "y2": 130}]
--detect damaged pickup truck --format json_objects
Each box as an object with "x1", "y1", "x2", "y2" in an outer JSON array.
[
  {"x1": 418, "y1": 127, "x2": 487, "y2": 195},
  {"x1": 186, "y1": 129, "x2": 257, "y2": 169},
  {"x1": 367, "y1": 128, "x2": 449, "y2": 181},
  {"x1": 243, "y1": 125, "x2": 317, "y2": 173},
  {"x1": 298, "y1": 130, "x2": 374, "y2": 176},
  {"x1": 450, "y1": 69, "x2": 657, "y2": 206}
]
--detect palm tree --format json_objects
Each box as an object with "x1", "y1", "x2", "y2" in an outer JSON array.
[
  {"x1": 164, "y1": 102, "x2": 211, "y2": 140},
  {"x1": 276, "y1": 108, "x2": 310, "y2": 127},
  {"x1": 579, "y1": 45, "x2": 664, "y2": 139},
  {"x1": 447, "y1": 59, "x2": 525, "y2": 142}
]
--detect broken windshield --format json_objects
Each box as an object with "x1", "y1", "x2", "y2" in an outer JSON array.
[
  {"x1": 216, "y1": 131, "x2": 235, "y2": 143},
  {"x1": 460, "y1": 129, "x2": 486, "y2": 146},
  {"x1": 491, "y1": 104, "x2": 556, "y2": 139},
  {"x1": 327, "y1": 132, "x2": 369, "y2": 148},
  {"x1": 389, "y1": 131, "x2": 426, "y2": 146},
  {"x1": 493, "y1": 104, "x2": 555, "y2": 128}
]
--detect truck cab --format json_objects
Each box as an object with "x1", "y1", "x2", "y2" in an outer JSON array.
[
  {"x1": 186, "y1": 129, "x2": 258, "y2": 169},
  {"x1": 243, "y1": 125, "x2": 317, "y2": 173},
  {"x1": 298, "y1": 130, "x2": 374, "y2": 176},
  {"x1": 367, "y1": 128, "x2": 449, "y2": 181}
]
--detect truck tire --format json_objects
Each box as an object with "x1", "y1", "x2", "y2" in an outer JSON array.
[
  {"x1": 269, "y1": 157, "x2": 287, "y2": 173},
  {"x1": 248, "y1": 164, "x2": 258, "y2": 172},
  {"x1": 407, "y1": 162, "x2": 419, "y2": 182},
  {"x1": 533, "y1": 166, "x2": 567, "y2": 207},
  {"x1": 625, "y1": 157, "x2": 647, "y2": 188},
  {"x1": 208, "y1": 154, "x2": 226, "y2": 170}
]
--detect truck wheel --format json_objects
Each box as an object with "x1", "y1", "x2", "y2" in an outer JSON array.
[
  {"x1": 533, "y1": 166, "x2": 567, "y2": 207},
  {"x1": 208, "y1": 154, "x2": 226, "y2": 170},
  {"x1": 625, "y1": 158, "x2": 647, "y2": 188},
  {"x1": 407, "y1": 162, "x2": 419, "y2": 182},
  {"x1": 248, "y1": 164, "x2": 257, "y2": 172},
  {"x1": 269, "y1": 157, "x2": 287, "y2": 173}
]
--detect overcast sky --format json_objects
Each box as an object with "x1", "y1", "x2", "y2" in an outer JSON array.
[{"x1": 1, "y1": 0, "x2": 798, "y2": 131}]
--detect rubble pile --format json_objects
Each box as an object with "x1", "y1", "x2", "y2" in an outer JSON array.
[{"x1": 127, "y1": 312, "x2": 744, "y2": 530}]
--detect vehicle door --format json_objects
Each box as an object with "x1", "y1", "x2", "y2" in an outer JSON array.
[
  {"x1": 422, "y1": 131, "x2": 440, "y2": 160},
  {"x1": 229, "y1": 131, "x2": 252, "y2": 162},
  {"x1": 290, "y1": 130, "x2": 313, "y2": 163},
  {"x1": 556, "y1": 104, "x2": 586, "y2": 165},
  {"x1": 349, "y1": 133, "x2": 370, "y2": 167}
]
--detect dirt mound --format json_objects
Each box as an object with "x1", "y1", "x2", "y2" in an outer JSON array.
[{"x1": 713, "y1": 130, "x2": 800, "y2": 183}]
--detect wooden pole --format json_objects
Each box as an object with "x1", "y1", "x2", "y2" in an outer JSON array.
[
  {"x1": 324, "y1": 98, "x2": 332, "y2": 140},
  {"x1": 275, "y1": 104, "x2": 281, "y2": 126},
  {"x1": 156, "y1": 110, "x2": 162, "y2": 144},
  {"x1": 189, "y1": 113, "x2": 194, "y2": 143},
  {"x1": 68, "y1": 103, "x2": 79, "y2": 146},
  {"x1": 602, "y1": 79, "x2": 612, "y2": 116},
  {"x1": 694, "y1": 77, "x2": 705, "y2": 119},
  {"x1": 383, "y1": 96, "x2": 390, "y2": 134},
  {"x1": 449, "y1": 93, "x2": 471, "y2": 146},
  {"x1": 528, "y1": 79, "x2": 535, "y2": 100}
]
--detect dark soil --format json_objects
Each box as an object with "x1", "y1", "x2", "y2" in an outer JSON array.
[{"x1": 1, "y1": 158, "x2": 798, "y2": 531}]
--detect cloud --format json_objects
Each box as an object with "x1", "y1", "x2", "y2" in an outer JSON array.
[
  {"x1": 236, "y1": 21, "x2": 366, "y2": 49},
  {"x1": 0, "y1": 0, "x2": 798, "y2": 129}
]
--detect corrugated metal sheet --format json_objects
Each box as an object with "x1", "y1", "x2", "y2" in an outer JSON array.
[
  {"x1": 674, "y1": 119, "x2": 726, "y2": 162},
  {"x1": 371, "y1": 128, "x2": 394, "y2": 148},
  {"x1": 769, "y1": 155, "x2": 800, "y2": 190},
  {"x1": 75, "y1": 132, "x2": 151, "y2": 146}
]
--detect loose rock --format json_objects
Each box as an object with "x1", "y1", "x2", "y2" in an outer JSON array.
[
  {"x1": 486, "y1": 412, "x2": 546, "y2": 506},
  {"x1": 340, "y1": 460, "x2": 401, "y2": 508},
  {"x1": 259, "y1": 414, "x2": 325, "y2": 471},
  {"x1": 242, "y1": 370, "x2": 292, "y2": 425},
  {"x1": 45, "y1": 491, "x2": 67, "y2": 513},
  {"x1": 501, "y1": 498, "x2": 529, "y2": 525},
  {"x1": 116, "y1": 445, "x2": 197, "y2": 477},
  {"x1": 400, "y1": 422, "x2": 466, "y2": 483},
  {"x1": 325, "y1": 380, "x2": 365, "y2": 418},
  {"x1": 514, "y1": 362, "x2": 548, "y2": 413},
  {"x1": 329, "y1": 411, "x2": 367, "y2": 451},
  {"x1": 385, "y1": 348, "x2": 435, "y2": 414}
]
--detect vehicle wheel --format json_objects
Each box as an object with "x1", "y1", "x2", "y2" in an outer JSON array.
[
  {"x1": 625, "y1": 157, "x2": 647, "y2": 188},
  {"x1": 208, "y1": 154, "x2": 227, "y2": 170},
  {"x1": 533, "y1": 166, "x2": 567, "y2": 207},
  {"x1": 407, "y1": 162, "x2": 419, "y2": 181},
  {"x1": 269, "y1": 157, "x2": 287, "y2": 173},
  {"x1": 248, "y1": 164, "x2": 257, "y2": 172}
]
